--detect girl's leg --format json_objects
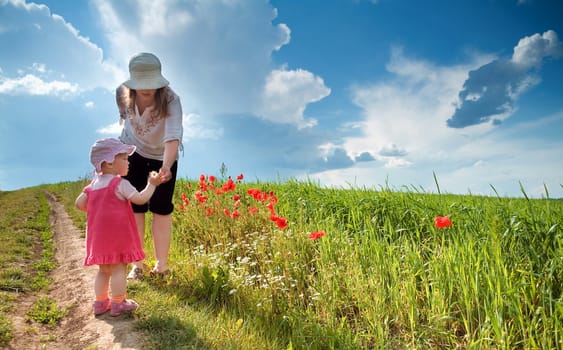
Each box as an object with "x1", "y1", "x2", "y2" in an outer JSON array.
[
  {"x1": 93, "y1": 264, "x2": 113, "y2": 315},
  {"x1": 152, "y1": 213, "x2": 171, "y2": 272},
  {"x1": 95, "y1": 264, "x2": 112, "y2": 299},
  {"x1": 110, "y1": 263, "x2": 138, "y2": 316},
  {"x1": 110, "y1": 263, "x2": 127, "y2": 298}
]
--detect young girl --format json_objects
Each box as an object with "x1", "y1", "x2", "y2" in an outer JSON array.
[{"x1": 75, "y1": 138, "x2": 161, "y2": 316}]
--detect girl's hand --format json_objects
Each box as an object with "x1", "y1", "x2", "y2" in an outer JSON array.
[{"x1": 148, "y1": 171, "x2": 161, "y2": 186}]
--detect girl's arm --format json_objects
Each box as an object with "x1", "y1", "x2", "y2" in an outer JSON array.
[
  {"x1": 129, "y1": 172, "x2": 161, "y2": 205},
  {"x1": 75, "y1": 193, "x2": 88, "y2": 212}
]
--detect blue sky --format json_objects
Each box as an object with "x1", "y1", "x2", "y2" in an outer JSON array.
[{"x1": 1, "y1": 0, "x2": 562, "y2": 198}]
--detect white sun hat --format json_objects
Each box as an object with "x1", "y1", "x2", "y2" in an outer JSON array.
[
  {"x1": 90, "y1": 138, "x2": 136, "y2": 172},
  {"x1": 123, "y1": 52, "x2": 170, "y2": 90}
]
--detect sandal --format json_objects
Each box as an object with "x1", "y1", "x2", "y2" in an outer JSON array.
[
  {"x1": 150, "y1": 268, "x2": 170, "y2": 281},
  {"x1": 127, "y1": 266, "x2": 144, "y2": 280},
  {"x1": 93, "y1": 299, "x2": 111, "y2": 316},
  {"x1": 110, "y1": 299, "x2": 139, "y2": 317}
]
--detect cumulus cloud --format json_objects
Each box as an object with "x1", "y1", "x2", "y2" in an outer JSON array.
[
  {"x1": 92, "y1": 0, "x2": 327, "y2": 127},
  {"x1": 258, "y1": 69, "x2": 331, "y2": 127},
  {"x1": 0, "y1": 0, "x2": 121, "y2": 93},
  {"x1": 355, "y1": 152, "x2": 375, "y2": 162},
  {"x1": 0, "y1": 74, "x2": 78, "y2": 96},
  {"x1": 97, "y1": 122, "x2": 122, "y2": 135},
  {"x1": 344, "y1": 47, "x2": 481, "y2": 170},
  {"x1": 182, "y1": 113, "x2": 224, "y2": 142},
  {"x1": 447, "y1": 30, "x2": 562, "y2": 128},
  {"x1": 379, "y1": 143, "x2": 407, "y2": 157}
]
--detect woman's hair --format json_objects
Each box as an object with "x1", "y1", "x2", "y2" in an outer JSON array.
[{"x1": 117, "y1": 85, "x2": 171, "y2": 120}]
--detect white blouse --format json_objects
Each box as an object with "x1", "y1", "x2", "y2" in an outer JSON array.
[{"x1": 117, "y1": 86, "x2": 183, "y2": 161}]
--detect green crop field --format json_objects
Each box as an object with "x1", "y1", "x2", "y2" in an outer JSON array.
[{"x1": 2, "y1": 176, "x2": 562, "y2": 349}]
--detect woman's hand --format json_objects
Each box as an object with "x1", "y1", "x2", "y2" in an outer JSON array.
[{"x1": 158, "y1": 166, "x2": 172, "y2": 183}]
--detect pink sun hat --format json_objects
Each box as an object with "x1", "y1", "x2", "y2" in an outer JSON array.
[{"x1": 90, "y1": 138, "x2": 136, "y2": 172}]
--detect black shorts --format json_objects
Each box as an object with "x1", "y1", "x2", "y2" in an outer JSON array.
[{"x1": 124, "y1": 152, "x2": 177, "y2": 215}]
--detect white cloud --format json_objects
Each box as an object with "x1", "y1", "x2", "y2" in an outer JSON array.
[
  {"x1": 97, "y1": 122, "x2": 122, "y2": 135},
  {"x1": 0, "y1": 74, "x2": 78, "y2": 96},
  {"x1": 182, "y1": 113, "x2": 224, "y2": 141},
  {"x1": 0, "y1": 0, "x2": 122, "y2": 91},
  {"x1": 448, "y1": 31, "x2": 562, "y2": 128},
  {"x1": 345, "y1": 48, "x2": 483, "y2": 168},
  {"x1": 85, "y1": 101, "x2": 94, "y2": 108},
  {"x1": 512, "y1": 30, "x2": 562, "y2": 68},
  {"x1": 92, "y1": 0, "x2": 325, "y2": 128},
  {"x1": 258, "y1": 69, "x2": 331, "y2": 128},
  {"x1": 310, "y1": 47, "x2": 563, "y2": 198},
  {"x1": 138, "y1": 0, "x2": 193, "y2": 36}
]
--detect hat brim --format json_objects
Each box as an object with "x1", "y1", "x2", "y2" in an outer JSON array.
[
  {"x1": 120, "y1": 144, "x2": 136, "y2": 156},
  {"x1": 123, "y1": 77, "x2": 169, "y2": 90}
]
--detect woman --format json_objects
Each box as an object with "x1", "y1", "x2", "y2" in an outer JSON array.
[{"x1": 116, "y1": 52, "x2": 183, "y2": 280}]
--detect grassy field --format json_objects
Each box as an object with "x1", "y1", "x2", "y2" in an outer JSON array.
[
  {"x1": 0, "y1": 187, "x2": 59, "y2": 345},
  {"x1": 2, "y1": 177, "x2": 562, "y2": 349}
]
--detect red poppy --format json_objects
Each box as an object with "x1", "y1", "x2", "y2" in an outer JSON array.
[
  {"x1": 236, "y1": 173, "x2": 244, "y2": 181},
  {"x1": 434, "y1": 216, "x2": 452, "y2": 228},
  {"x1": 248, "y1": 206, "x2": 259, "y2": 215},
  {"x1": 199, "y1": 174, "x2": 206, "y2": 182},
  {"x1": 309, "y1": 231, "x2": 325, "y2": 240},
  {"x1": 208, "y1": 175, "x2": 216, "y2": 183},
  {"x1": 266, "y1": 202, "x2": 276, "y2": 215},
  {"x1": 223, "y1": 209, "x2": 230, "y2": 216},
  {"x1": 275, "y1": 217, "x2": 288, "y2": 229},
  {"x1": 181, "y1": 193, "x2": 189, "y2": 206},
  {"x1": 231, "y1": 210, "x2": 240, "y2": 219},
  {"x1": 222, "y1": 178, "x2": 236, "y2": 192}
]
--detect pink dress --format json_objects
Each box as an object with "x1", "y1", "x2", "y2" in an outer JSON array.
[{"x1": 83, "y1": 177, "x2": 145, "y2": 266}]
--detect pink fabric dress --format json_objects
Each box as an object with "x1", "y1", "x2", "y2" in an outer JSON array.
[{"x1": 83, "y1": 177, "x2": 145, "y2": 266}]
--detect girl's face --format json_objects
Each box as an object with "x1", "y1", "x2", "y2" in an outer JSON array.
[{"x1": 111, "y1": 153, "x2": 130, "y2": 176}]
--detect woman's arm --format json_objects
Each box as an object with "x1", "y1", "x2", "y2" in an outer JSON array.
[{"x1": 159, "y1": 139, "x2": 179, "y2": 183}]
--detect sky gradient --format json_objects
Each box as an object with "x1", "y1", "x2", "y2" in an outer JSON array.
[{"x1": 1, "y1": 0, "x2": 562, "y2": 198}]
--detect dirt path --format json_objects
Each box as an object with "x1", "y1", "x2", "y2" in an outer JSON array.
[{"x1": 6, "y1": 192, "x2": 145, "y2": 350}]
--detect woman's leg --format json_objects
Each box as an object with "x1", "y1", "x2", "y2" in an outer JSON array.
[
  {"x1": 152, "y1": 213, "x2": 171, "y2": 272},
  {"x1": 132, "y1": 212, "x2": 146, "y2": 269}
]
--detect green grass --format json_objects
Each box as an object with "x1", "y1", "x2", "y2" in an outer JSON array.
[
  {"x1": 44, "y1": 177, "x2": 563, "y2": 349},
  {"x1": 0, "y1": 187, "x2": 57, "y2": 346},
  {"x1": 26, "y1": 296, "x2": 66, "y2": 327}
]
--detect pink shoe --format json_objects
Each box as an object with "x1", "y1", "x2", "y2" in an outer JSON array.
[
  {"x1": 93, "y1": 299, "x2": 111, "y2": 315},
  {"x1": 110, "y1": 299, "x2": 139, "y2": 317}
]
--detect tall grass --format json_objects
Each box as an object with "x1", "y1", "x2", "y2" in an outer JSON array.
[
  {"x1": 48, "y1": 177, "x2": 562, "y2": 349},
  {"x1": 164, "y1": 178, "x2": 562, "y2": 349}
]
